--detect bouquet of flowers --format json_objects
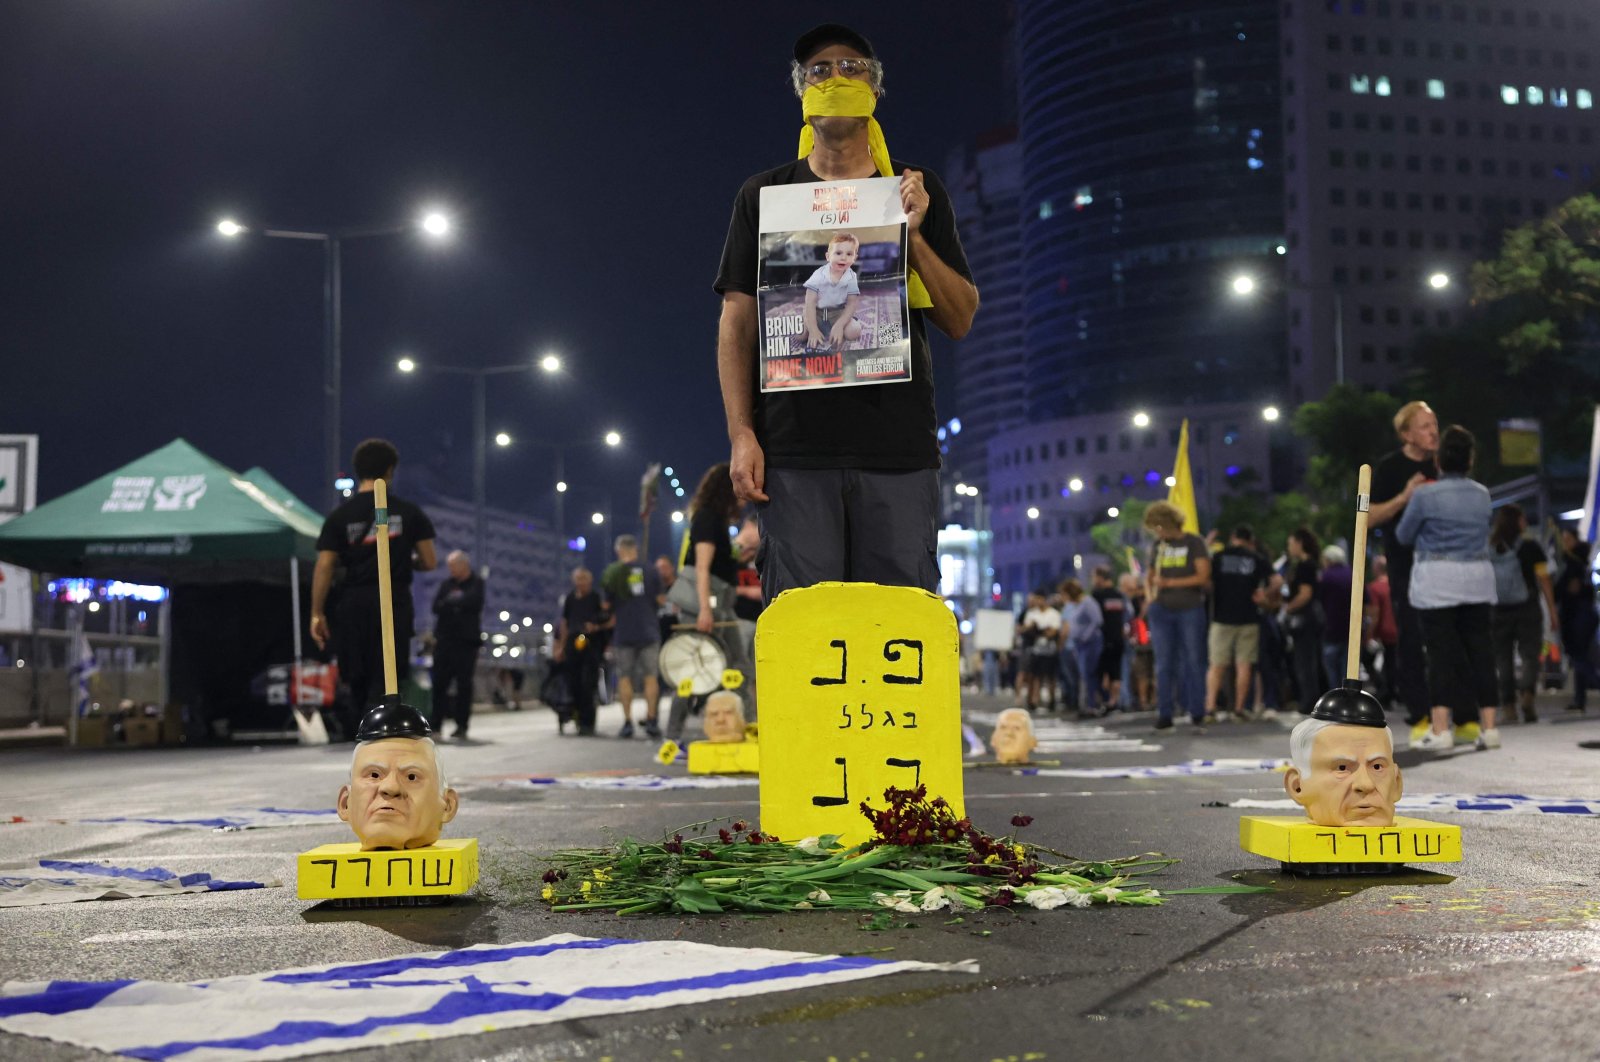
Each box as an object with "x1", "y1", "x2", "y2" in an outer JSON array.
[{"x1": 532, "y1": 785, "x2": 1178, "y2": 916}]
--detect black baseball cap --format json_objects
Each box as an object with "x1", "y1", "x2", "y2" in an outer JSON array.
[{"x1": 793, "y1": 24, "x2": 877, "y2": 64}]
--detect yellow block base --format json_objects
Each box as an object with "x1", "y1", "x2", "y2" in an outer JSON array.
[
  {"x1": 297, "y1": 838, "x2": 479, "y2": 900},
  {"x1": 687, "y1": 740, "x2": 760, "y2": 775},
  {"x1": 1239, "y1": 816, "x2": 1461, "y2": 865}
]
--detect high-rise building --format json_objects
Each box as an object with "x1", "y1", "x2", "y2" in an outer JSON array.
[
  {"x1": 944, "y1": 129, "x2": 1026, "y2": 494},
  {"x1": 1279, "y1": 0, "x2": 1600, "y2": 401},
  {"x1": 1015, "y1": 1, "x2": 1288, "y2": 420}
]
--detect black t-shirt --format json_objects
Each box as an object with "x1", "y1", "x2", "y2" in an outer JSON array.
[
  {"x1": 1091, "y1": 587, "x2": 1127, "y2": 644},
  {"x1": 714, "y1": 158, "x2": 973, "y2": 470},
  {"x1": 1212, "y1": 544, "x2": 1268, "y2": 625},
  {"x1": 689, "y1": 507, "x2": 740, "y2": 586},
  {"x1": 432, "y1": 573, "x2": 484, "y2": 646},
  {"x1": 1287, "y1": 559, "x2": 1320, "y2": 621},
  {"x1": 560, "y1": 589, "x2": 606, "y2": 650},
  {"x1": 1372, "y1": 448, "x2": 1436, "y2": 586},
  {"x1": 315, "y1": 491, "x2": 435, "y2": 592}
]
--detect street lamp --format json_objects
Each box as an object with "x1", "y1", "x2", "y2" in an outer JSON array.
[
  {"x1": 604, "y1": 430, "x2": 622, "y2": 447},
  {"x1": 1262, "y1": 405, "x2": 1281, "y2": 422},
  {"x1": 395, "y1": 352, "x2": 555, "y2": 569},
  {"x1": 1107, "y1": 506, "x2": 1120, "y2": 518},
  {"x1": 555, "y1": 481, "x2": 568, "y2": 493},
  {"x1": 1068, "y1": 477, "x2": 1084, "y2": 492},
  {"x1": 1428, "y1": 271, "x2": 1450, "y2": 290},
  {"x1": 1026, "y1": 506, "x2": 1040, "y2": 520},
  {"x1": 540, "y1": 353, "x2": 562, "y2": 374},
  {"x1": 217, "y1": 209, "x2": 452, "y2": 500},
  {"x1": 591, "y1": 512, "x2": 605, "y2": 525},
  {"x1": 1131, "y1": 411, "x2": 1151, "y2": 428},
  {"x1": 1231, "y1": 274, "x2": 1256, "y2": 296}
]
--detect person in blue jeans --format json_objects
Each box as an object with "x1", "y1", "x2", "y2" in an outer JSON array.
[
  {"x1": 1059, "y1": 578, "x2": 1105, "y2": 717},
  {"x1": 1141, "y1": 502, "x2": 1212, "y2": 729}
]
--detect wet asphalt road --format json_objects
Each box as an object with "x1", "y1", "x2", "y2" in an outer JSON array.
[{"x1": 3, "y1": 693, "x2": 1599, "y2": 1062}]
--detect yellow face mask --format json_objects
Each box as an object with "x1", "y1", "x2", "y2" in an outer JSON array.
[{"x1": 797, "y1": 77, "x2": 933, "y2": 309}]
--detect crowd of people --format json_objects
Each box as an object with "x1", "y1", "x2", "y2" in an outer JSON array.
[{"x1": 983, "y1": 401, "x2": 1600, "y2": 753}]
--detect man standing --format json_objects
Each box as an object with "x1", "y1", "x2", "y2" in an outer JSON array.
[
  {"x1": 1016, "y1": 591, "x2": 1062, "y2": 713},
  {"x1": 601, "y1": 535, "x2": 663, "y2": 739},
  {"x1": 1207, "y1": 525, "x2": 1269, "y2": 721},
  {"x1": 1089, "y1": 566, "x2": 1128, "y2": 711},
  {"x1": 430, "y1": 550, "x2": 484, "y2": 741},
  {"x1": 715, "y1": 24, "x2": 979, "y2": 598},
  {"x1": 1368, "y1": 400, "x2": 1440, "y2": 735},
  {"x1": 554, "y1": 567, "x2": 605, "y2": 736},
  {"x1": 310, "y1": 438, "x2": 437, "y2": 740},
  {"x1": 1142, "y1": 501, "x2": 1212, "y2": 730}
]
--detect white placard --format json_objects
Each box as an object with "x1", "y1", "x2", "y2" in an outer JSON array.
[{"x1": 972, "y1": 608, "x2": 1014, "y2": 651}]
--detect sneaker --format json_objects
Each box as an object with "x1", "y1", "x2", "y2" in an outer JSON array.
[
  {"x1": 1413, "y1": 727, "x2": 1454, "y2": 752},
  {"x1": 1409, "y1": 718, "x2": 1431, "y2": 743},
  {"x1": 617, "y1": 721, "x2": 635, "y2": 739},
  {"x1": 1153, "y1": 718, "x2": 1174, "y2": 731},
  {"x1": 1453, "y1": 722, "x2": 1481, "y2": 744},
  {"x1": 643, "y1": 720, "x2": 662, "y2": 740},
  {"x1": 1475, "y1": 728, "x2": 1501, "y2": 750}
]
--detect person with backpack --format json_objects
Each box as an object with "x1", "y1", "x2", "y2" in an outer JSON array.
[{"x1": 1489, "y1": 504, "x2": 1558, "y2": 724}]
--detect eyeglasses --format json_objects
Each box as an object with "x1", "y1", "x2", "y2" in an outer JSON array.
[{"x1": 800, "y1": 57, "x2": 881, "y2": 85}]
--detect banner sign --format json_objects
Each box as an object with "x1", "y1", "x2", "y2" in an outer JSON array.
[{"x1": 757, "y1": 177, "x2": 912, "y2": 392}]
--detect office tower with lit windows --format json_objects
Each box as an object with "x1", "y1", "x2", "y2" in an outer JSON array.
[
  {"x1": 1279, "y1": 0, "x2": 1600, "y2": 402},
  {"x1": 1015, "y1": 1, "x2": 1288, "y2": 421},
  {"x1": 943, "y1": 129, "x2": 1027, "y2": 496}
]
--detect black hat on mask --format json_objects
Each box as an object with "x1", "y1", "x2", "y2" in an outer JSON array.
[
  {"x1": 356, "y1": 699, "x2": 433, "y2": 742},
  {"x1": 793, "y1": 24, "x2": 877, "y2": 64}
]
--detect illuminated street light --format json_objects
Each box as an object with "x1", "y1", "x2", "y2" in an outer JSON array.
[
  {"x1": 954, "y1": 482, "x2": 970, "y2": 495},
  {"x1": 494, "y1": 431, "x2": 512, "y2": 447},
  {"x1": 1262, "y1": 405, "x2": 1281, "y2": 422},
  {"x1": 604, "y1": 430, "x2": 622, "y2": 447},
  {"x1": 540, "y1": 353, "x2": 562, "y2": 373},
  {"x1": 1108, "y1": 506, "x2": 1120, "y2": 518},
  {"x1": 397, "y1": 357, "x2": 416, "y2": 373},
  {"x1": 1428, "y1": 271, "x2": 1451, "y2": 290},
  {"x1": 1132, "y1": 411, "x2": 1151, "y2": 428},
  {"x1": 1164, "y1": 476, "x2": 1177, "y2": 488},
  {"x1": 1231, "y1": 274, "x2": 1256, "y2": 296},
  {"x1": 555, "y1": 481, "x2": 568, "y2": 493},
  {"x1": 591, "y1": 512, "x2": 605, "y2": 525},
  {"x1": 1026, "y1": 506, "x2": 1040, "y2": 520},
  {"x1": 216, "y1": 218, "x2": 246, "y2": 237},
  {"x1": 522, "y1": 616, "x2": 533, "y2": 626},
  {"x1": 671, "y1": 511, "x2": 684, "y2": 523},
  {"x1": 498, "y1": 610, "x2": 511, "y2": 622},
  {"x1": 1068, "y1": 477, "x2": 1084, "y2": 492},
  {"x1": 420, "y1": 211, "x2": 452, "y2": 238}
]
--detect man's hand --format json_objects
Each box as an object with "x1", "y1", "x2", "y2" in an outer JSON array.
[
  {"x1": 696, "y1": 605, "x2": 715, "y2": 634},
  {"x1": 730, "y1": 429, "x2": 769, "y2": 502},
  {"x1": 310, "y1": 612, "x2": 329, "y2": 651},
  {"x1": 900, "y1": 168, "x2": 929, "y2": 233},
  {"x1": 1404, "y1": 471, "x2": 1427, "y2": 498}
]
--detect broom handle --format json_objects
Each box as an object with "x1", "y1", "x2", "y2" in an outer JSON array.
[
  {"x1": 374, "y1": 479, "x2": 399, "y2": 699},
  {"x1": 1345, "y1": 464, "x2": 1372, "y2": 684}
]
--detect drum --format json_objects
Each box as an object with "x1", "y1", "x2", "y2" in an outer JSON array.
[{"x1": 658, "y1": 631, "x2": 729, "y2": 697}]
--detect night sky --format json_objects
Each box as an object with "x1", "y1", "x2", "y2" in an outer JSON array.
[{"x1": 2, "y1": 1, "x2": 1010, "y2": 537}]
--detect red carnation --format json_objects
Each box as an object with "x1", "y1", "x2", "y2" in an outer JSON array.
[{"x1": 1010, "y1": 815, "x2": 1034, "y2": 828}]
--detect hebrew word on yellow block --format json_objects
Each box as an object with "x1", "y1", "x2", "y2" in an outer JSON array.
[
  {"x1": 297, "y1": 838, "x2": 479, "y2": 900},
  {"x1": 687, "y1": 739, "x2": 761, "y2": 775},
  {"x1": 1239, "y1": 816, "x2": 1461, "y2": 865},
  {"x1": 757, "y1": 582, "x2": 963, "y2": 845}
]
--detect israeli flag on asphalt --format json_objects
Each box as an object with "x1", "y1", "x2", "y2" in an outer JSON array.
[
  {"x1": 82, "y1": 808, "x2": 342, "y2": 831},
  {"x1": 0, "y1": 861, "x2": 278, "y2": 907},
  {"x1": 1032, "y1": 758, "x2": 1291, "y2": 779},
  {"x1": 1231, "y1": 793, "x2": 1600, "y2": 816},
  {"x1": 0, "y1": 935, "x2": 976, "y2": 1061}
]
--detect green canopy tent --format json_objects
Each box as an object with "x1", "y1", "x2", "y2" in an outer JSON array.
[
  {"x1": 0, "y1": 440, "x2": 327, "y2": 741},
  {"x1": 0, "y1": 439, "x2": 320, "y2": 584}
]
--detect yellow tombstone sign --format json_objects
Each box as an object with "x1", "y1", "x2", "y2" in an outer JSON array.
[{"x1": 756, "y1": 583, "x2": 963, "y2": 845}]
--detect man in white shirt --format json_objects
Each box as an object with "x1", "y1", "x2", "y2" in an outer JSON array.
[{"x1": 1018, "y1": 591, "x2": 1063, "y2": 712}]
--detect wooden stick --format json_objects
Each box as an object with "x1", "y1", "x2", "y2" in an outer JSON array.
[
  {"x1": 373, "y1": 479, "x2": 399, "y2": 700},
  {"x1": 1345, "y1": 464, "x2": 1372, "y2": 684}
]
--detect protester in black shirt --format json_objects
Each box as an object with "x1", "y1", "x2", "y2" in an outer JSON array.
[
  {"x1": 311, "y1": 438, "x2": 437, "y2": 740},
  {"x1": 430, "y1": 549, "x2": 484, "y2": 740},
  {"x1": 1207, "y1": 525, "x2": 1269, "y2": 720},
  {"x1": 1089, "y1": 566, "x2": 1128, "y2": 711},
  {"x1": 1368, "y1": 400, "x2": 1439, "y2": 727},
  {"x1": 714, "y1": 23, "x2": 978, "y2": 600},
  {"x1": 686, "y1": 463, "x2": 756, "y2": 712},
  {"x1": 1555, "y1": 527, "x2": 1600, "y2": 713},
  {"x1": 554, "y1": 567, "x2": 606, "y2": 736},
  {"x1": 1283, "y1": 527, "x2": 1326, "y2": 712}
]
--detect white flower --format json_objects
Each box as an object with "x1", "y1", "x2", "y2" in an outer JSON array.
[
  {"x1": 1023, "y1": 886, "x2": 1093, "y2": 910},
  {"x1": 806, "y1": 888, "x2": 831, "y2": 903},
  {"x1": 872, "y1": 890, "x2": 920, "y2": 913},
  {"x1": 795, "y1": 837, "x2": 824, "y2": 854},
  {"x1": 1098, "y1": 886, "x2": 1122, "y2": 902},
  {"x1": 918, "y1": 887, "x2": 953, "y2": 912}
]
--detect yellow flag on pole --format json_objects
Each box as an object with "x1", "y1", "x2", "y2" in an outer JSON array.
[{"x1": 1168, "y1": 419, "x2": 1201, "y2": 534}]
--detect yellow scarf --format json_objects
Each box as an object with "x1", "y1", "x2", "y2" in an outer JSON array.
[{"x1": 798, "y1": 78, "x2": 933, "y2": 310}]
